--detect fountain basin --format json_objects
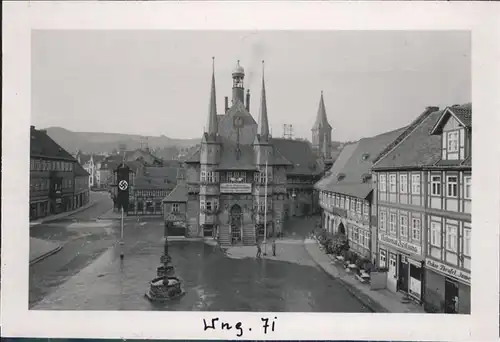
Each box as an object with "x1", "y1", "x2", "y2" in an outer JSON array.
[{"x1": 145, "y1": 276, "x2": 185, "y2": 301}]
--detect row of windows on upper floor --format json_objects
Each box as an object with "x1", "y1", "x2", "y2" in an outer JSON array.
[
  {"x1": 31, "y1": 158, "x2": 74, "y2": 172},
  {"x1": 199, "y1": 197, "x2": 273, "y2": 213},
  {"x1": 378, "y1": 173, "x2": 471, "y2": 200},
  {"x1": 199, "y1": 171, "x2": 297, "y2": 184},
  {"x1": 378, "y1": 208, "x2": 471, "y2": 257},
  {"x1": 30, "y1": 178, "x2": 74, "y2": 191},
  {"x1": 320, "y1": 192, "x2": 370, "y2": 217}
]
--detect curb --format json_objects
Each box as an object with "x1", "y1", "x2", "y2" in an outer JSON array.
[
  {"x1": 29, "y1": 245, "x2": 63, "y2": 266},
  {"x1": 30, "y1": 200, "x2": 99, "y2": 226},
  {"x1": 303, "y1": 239, "x2": 388, "y2": 313}
]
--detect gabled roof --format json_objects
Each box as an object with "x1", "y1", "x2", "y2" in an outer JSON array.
[
  {"x1": 372, "y1": 107, "x2": 442, "y2": 170},
  {"x1": 162, "y1": 183, "x2": 188, "y2": 203},
  {"x1": 272, "y1": 138, "x2": 320, "y2": 175},
  {"x1": 315, "y1": 142, "x2": 359, "y2": 190},
  {"x1": 134, "y1": 175, "x2": 176, "y2": 190},
  {"x1": 430, "y1": 103, "x2": 472, "y2": 135},
  {"x1": 74, "y1": 162, "x2": 90, "y2": 177},
  {"x1": 320, "y1": 127, "x2": 406, "y2": 198},
  {"x1": 30, "y1": 126, "x2": 75, "y2": 161},
  {"x1": 143, "y1": 166, "x2": 178, "y2": 182}
]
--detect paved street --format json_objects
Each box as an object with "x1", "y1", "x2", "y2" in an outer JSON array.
[
  {"x1": 31, "y1": 214, "x2": 370, "y2": 312},
  {"x1": 29, "y1": 191, "x2": 116, "y2": 306}
]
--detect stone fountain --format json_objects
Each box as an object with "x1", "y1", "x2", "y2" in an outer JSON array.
[{"x1": 145, "y1": 224, "x2": 185, "y2": 301}]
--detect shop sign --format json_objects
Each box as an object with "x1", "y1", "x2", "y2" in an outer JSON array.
[
  {"x1": 220, "y1": 183, "x2": 252, "y2": 194},
  {"x1": 425, "y1": 259, "x2": 471, "y2": 285},
  {"x1": 378, "y1": 233, "x2": 421, "y2": 255}
]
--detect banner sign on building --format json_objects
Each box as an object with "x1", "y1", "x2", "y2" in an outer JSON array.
[
  {"x1": 220, "y1": 183, "x2": 252, "y2": 194},
  {"x1": 378, "y1": 233, "x2": 422, "y2": 255},
  {"x1": 116, "y1": 163, "x2": 130, "y2": 211},
  {"x1": 425, "y1": 258, "x2": 471, "y2": 285}
]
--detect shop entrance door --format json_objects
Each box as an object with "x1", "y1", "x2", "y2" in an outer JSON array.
[
  {"x1": 445, "y1": 278, "x2": 459, "y2": 313},
  {"x1": 398, "y1": 255, "x2": 409, "y2": 293}
]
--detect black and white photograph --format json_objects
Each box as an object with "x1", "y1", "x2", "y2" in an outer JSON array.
[
  {"x1": 26, "y1": 29, "x2": 473, "y2": 313},
  {"x1": 3, "y1": 2, "x2": 500, "y2": 341}
]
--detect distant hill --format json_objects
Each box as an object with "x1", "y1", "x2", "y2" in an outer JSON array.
[{"x1": 43, "y1": 127, "x2": 200, "y2": 155}]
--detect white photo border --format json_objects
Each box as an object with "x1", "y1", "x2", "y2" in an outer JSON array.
[{"x1": 2, "y1": 1, "x2": 500, "y2": 341}]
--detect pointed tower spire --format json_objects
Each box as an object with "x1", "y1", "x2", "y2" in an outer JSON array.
[
  {"x1": 206, "y1": 57, "x2": 218, "y2": 136},
  {"x1": 313, "y1": 90, "x2": 332, "y2": 130},
  {"x1": 258, "y1": 60, "x2": 270, "y2": 140}
]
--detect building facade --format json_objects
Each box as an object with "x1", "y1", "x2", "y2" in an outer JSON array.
[
  {"x1": 30, "y1": 126, "x2": 86, "y2": 220},
  {"x1": 110, "y1": 162, "x2": 178, "y2": 215},
  {"x1": 372, "y1": 104, "x2": 471, "y2": 313},
  {"x1": 315, "y1": 128, "x2": 405, "y2": 262},
  {"x1": 424, "y1": 105, "x2": 471, "y2": 314},
  {"x1": 183, "y1": 60, "x2": 321, "y2": 245},
  {"x1": 74, "y1": 163, "x2": 90, "y2": 208}
]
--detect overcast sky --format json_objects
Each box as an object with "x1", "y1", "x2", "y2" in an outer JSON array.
[{"x1": 31, "y1": 30, "x2": 470, "y2": 142}]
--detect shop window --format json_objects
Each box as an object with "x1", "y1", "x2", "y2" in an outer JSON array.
[
  {"x1": 431, "y1": 176, "x2": 441, "y2": 196},
  {"x1": 379, "y1": 249, "x2": 387, "y2": 268}
]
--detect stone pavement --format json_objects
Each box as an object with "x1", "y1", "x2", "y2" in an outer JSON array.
[
  {"x1": 304, "y1": 238, "x2": 426, "y2": 313},
  {"x1": 29, "y1": 237, "x2": 63, "y2": 265},
  {"x1": 225, "y1": 239, "x2": 316, "y2": 267}
]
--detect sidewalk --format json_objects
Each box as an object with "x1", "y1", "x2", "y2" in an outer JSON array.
[
  {"x1": 29, "y1": 237, "x2": 63, "y2": 265},
  {"x1": 304, "y1": 238, "x2": 426, "y2": 313},
  {"x1": 30, "y1": 199, "x2": 98, "y2": 227}
]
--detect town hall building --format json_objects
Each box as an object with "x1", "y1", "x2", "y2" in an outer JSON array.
[{"x1": 165, "y1": 59, "x2": 328, "y2": 245}]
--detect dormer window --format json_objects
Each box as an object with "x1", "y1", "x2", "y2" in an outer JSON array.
[
  {"x1": 361, "y1": 173, "x2": 372, "y2": 183},
  {"x1": 447, "y1": 131, "x2": 459, "y2": 153},
  {"x1": 361, "y1": 153, "x2": 370, "y2": 161},
  {"x1": 337, "y1": 173, "x2": 346, "y2": 182}
]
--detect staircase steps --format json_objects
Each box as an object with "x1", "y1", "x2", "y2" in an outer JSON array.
[
  {"x1": 219, "y1": 224, "x2": 231, "y2": 246},
  {"x1": 242, "y1": 225, "x2": 256, "y2": 245}
]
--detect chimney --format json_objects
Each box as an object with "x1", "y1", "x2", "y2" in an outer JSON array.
[
  {"x1": 245, "y1": 90, "x2": 250, "y2": 112},
  {"x1": 224, "y1": 96, "x2": 229, "y2": 113}
]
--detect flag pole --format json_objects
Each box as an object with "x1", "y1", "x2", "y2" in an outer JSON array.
[
  {"x1": 120, "y1": 206, "x2": 124, "y2": 259},
  {"x1": 264, "y1": 160, "x2": 268, "y2": 256}
]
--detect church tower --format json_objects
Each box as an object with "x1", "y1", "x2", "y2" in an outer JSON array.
[{"x1": 311, "y1": 91, "x2": 333, "y2": 165}]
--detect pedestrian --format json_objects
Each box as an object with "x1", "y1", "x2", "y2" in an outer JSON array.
[
  {"x1": 272, "y1": 239, "x2": 276, "y2": 256},
  {"x1": 256, "y1": 243, "x2": 262, "y2": 258}
]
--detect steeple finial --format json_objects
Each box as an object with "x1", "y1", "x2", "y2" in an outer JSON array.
[
  {"x1": 206, "y1": 57, "x2": 218, "y2": 136},
  {"x1": 258, "y1": 60, "x2": 270, "y2": 141}
]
